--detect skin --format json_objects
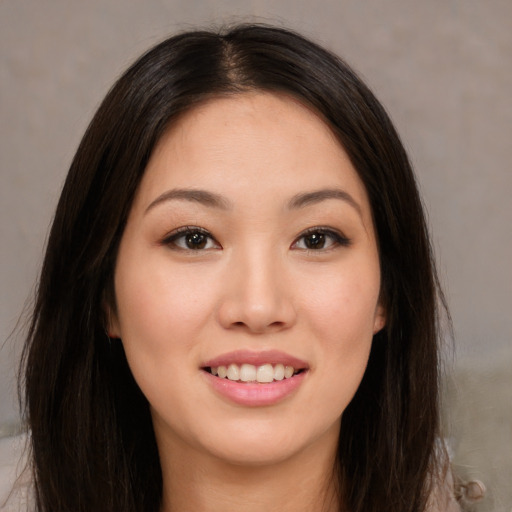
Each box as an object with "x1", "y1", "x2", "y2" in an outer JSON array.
[{"x1": 109, "y1": 92, "x2": 385, "y2": 512}]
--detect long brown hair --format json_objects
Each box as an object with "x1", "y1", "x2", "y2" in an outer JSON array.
[{"x1": 21, "y1": 24, "x2": 447, "y2": 512}]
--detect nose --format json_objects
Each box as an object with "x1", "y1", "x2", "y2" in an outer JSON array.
[{"x1": 216, "y1": 250, "x2": 297, "y2": 334}]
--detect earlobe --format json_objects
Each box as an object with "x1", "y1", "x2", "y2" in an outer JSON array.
[
  {"x1": 373, "y1": 304, "x2": 386, "y2": 334},
  {"x1": 104, "y1": 304, "x2": 121, "y2": 339}
]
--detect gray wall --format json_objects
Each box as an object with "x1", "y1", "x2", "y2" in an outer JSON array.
[{"x1": 1, "y1": 1, "x2": 510, "y2": 510}]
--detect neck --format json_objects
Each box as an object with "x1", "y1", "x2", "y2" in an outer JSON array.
[{"x1": 157, "y1": 429, "x2": 341, "y2": 512}]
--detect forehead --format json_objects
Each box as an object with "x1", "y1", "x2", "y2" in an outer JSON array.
[{"x1": 134, "y1": 92, "x2": 371, "y2": 217}]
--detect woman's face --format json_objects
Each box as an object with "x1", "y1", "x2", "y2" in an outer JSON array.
[{"x1": 110, "y1": 92, "x2": 385, "y2": 466}]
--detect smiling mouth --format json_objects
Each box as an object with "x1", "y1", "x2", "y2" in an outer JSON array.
[{"x1": 203, "y1": 363, "x2": 305, "y2": 384}]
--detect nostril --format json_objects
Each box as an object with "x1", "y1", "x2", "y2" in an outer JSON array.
[{"x1": 229, "y1": 320, "x2": 287, "y2": 333}]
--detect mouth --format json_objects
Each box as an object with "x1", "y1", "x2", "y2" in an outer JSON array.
[
  {"x1": 201, "y1": 350, "x2": 309, "y2": 406},
  {"x1": 203, "y1": 363, "x2": 306, "y2": 384}
]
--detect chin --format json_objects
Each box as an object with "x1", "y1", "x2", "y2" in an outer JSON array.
[
  {"x1": 196, "y1": 416, "x2": 338, "y2": 468},
  {"x1": 207, "y1": 437, "x2": 305, "y2": 467}
]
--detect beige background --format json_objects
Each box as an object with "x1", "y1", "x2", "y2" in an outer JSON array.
[{"x1": 1, "y1": 1, "x2": 511, "y2": 510}]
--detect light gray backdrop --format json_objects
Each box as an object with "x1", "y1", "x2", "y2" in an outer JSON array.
[{"x1": 1, "y1": 1, "x2": 511, "y2": 510}]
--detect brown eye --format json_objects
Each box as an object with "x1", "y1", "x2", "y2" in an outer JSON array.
[
  {"x1": 303, "y1": 232, "x2": 326, "y2": 249},
  {"x1": 292, "y1": 228, "x2": 351, "y2": 251},
  {"x1": 163, "y1": 227, "x2": 220, "y2": 251},
  {"x1": 185, "y1": 232, "x2": 208, "y2": 249}
]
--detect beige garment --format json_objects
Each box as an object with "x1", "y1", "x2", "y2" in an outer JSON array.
[
  {"x1": 427, "y1": 466, "x2": 463, "y2": 512},
  {"x1": 427, "y1": 465, "x2": 486, "y2": 512},
  {"x1": 0, "y1": 434, "x2": 33, "y2": 512}
]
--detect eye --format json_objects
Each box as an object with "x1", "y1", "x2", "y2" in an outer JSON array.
[
  {"x1": 292, "y1": 228, "x2": 350, "y2": 251},
  {"x1": 162, "y1": 227, "x2": 220, "y2": 251}
]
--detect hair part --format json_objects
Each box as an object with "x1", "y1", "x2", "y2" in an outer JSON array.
[{"x1": 21, "y1": 24, "x2": 447, "y2": 512}]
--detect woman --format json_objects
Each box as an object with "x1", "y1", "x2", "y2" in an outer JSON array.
[{"x1": 16, "y1": 24, "x2": 466, "y2": 512}]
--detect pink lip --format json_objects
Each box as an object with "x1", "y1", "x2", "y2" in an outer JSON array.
[
  {"x1": 202, "y1": 349, "x2": 309, "y2": 369},
  {"x1": 202, "y1": 369, "x2": 307, "y2": 407}
]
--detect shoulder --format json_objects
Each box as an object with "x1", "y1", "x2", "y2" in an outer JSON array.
[
  {"x1": 426, "y1": 464, "x2": 462, "y2": 512},
  {"x1": 426, "y1": 463, "x2": 485, "y2": 512},
  {"x1": 0, "y1": 433, "x2": 34, "y2": 512},
  {"x1": 0, "y1": 483, "x2": 34, "y2": 512}
]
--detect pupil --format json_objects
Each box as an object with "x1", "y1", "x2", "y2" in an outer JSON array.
[
  {"x1": 305, "y1": 233, "x2": 325, "y2": 249},
  {"x1": 186, "y1": 232, "x2": 207, "y2": 249}
]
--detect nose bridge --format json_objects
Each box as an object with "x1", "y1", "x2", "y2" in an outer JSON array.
[{"x1": 218, "y1": 241, "x2": 295, "y2": 332}]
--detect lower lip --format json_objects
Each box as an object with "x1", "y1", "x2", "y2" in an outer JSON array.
[{"x1": 202, "y1": 370, "x2": 307, "y2": 407}]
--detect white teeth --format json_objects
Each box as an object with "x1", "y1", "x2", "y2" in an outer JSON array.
[
  {"x1": 240, "y1": 363, "x2": 257, "y2": 382},
  {"x1": 273, "y1": 363, "x2": 285, "y2": 381},
  {"x1": 284, "y1": 366, "x2": 294, "y2": 379},
  {"x1": 209, "y1": 363, "x2": 301, "y2": 383},
  {"x1": 226, "y1": 364, "x2": 240, "y2": 381},
  {"x1": 256, "y1": 364, "x2": 274, "y2": 383}
]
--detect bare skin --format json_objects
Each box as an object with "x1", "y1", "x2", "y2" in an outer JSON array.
[
  {"x1": 110, "y1": 92, "x2": 384, "y2": 512},
  {"x1": 157, "y1": 414, "x2": 340, "y2": 512}
]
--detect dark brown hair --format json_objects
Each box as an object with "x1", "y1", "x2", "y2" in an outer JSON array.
[{"x1": 21, "y1": 24, "x2": 446, "y2": 512}]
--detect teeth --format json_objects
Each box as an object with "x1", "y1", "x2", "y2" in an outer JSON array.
[
  {"x1": 284, "y1": 365, "x2": 294, "y2": 379},
  {"x1": 226, "y1": 364, "x2": 240, "y2": 381},
  {"x1": 209, "y1": 363, "x2": 301, "y2": 383},
  {"x1": 240, "y1": 363, "x2": 256, "y2": 382},
  {"x1": 256, "y1": 363, "x2": 274, "y2": 383},
  {"x1": 274, "y1": 363, "x2": 285, "y2": 381}
]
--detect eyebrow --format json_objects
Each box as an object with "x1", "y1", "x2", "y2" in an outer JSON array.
[
  {"x1": 145, "y1": 187, "x2": 362, "y2": 217},
  {"x1": 287, "y1": 188, "x2": 363, "y2": 217},
  {"x1": 145, "y1": 188, "x2": 232, "y2": 213}
]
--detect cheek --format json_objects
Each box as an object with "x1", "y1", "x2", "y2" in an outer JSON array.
[
  {"x1": 112, "y1": 256, "x2": 223, "y2": 416},
  {"x1": 113, "y1": 252, "x2": 219, "y2": 362},
  {"x1": 297, "y1": 262, "x2": 381, "y2": 342},
  {"x1": 296, "y1": 262, "x2": 379, "y2": 409}
]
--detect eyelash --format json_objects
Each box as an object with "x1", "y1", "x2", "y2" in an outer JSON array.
[
  {"x1": 161, "y1": 226, "x2": 351, "y2": 252},
  {"x1": 291, "y1": 227, "x2": 351, "y2": 251},
  {"x1": 162, "y1": 226, "x2": 219, "y2": 251}
]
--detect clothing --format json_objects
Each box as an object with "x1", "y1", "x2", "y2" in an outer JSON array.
[
  {"x1": 0, "y1": 434, "x2": 33, "y2": 512},
  {"x1": 427, "y1": 465, "x2": 463, "y2": 512}
]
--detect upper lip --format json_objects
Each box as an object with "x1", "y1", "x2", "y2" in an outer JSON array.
[{"x1": 202, "y1": 349, "x2": 309, "y2": 369}]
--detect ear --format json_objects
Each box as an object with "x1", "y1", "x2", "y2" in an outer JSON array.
[
  {"x1": 373, "y1": 303, "x2": 386, "y2": 334},
  {"x1": 104, "y1": 303, "x2": 121, "y2": 339}
]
